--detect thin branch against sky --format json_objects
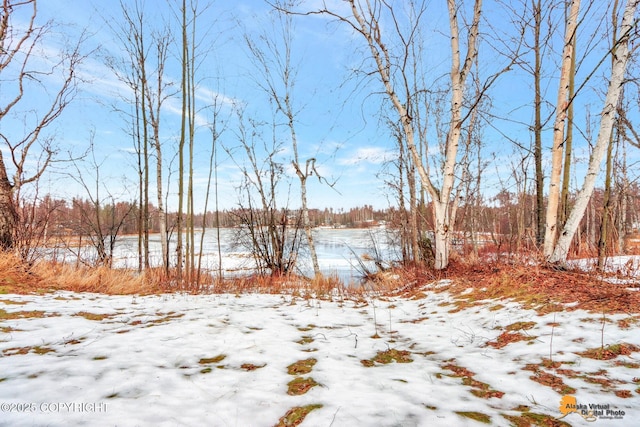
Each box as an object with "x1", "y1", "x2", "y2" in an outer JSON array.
[{"x1": 2, "y1": 0, "x2": 638, "y2": 212}]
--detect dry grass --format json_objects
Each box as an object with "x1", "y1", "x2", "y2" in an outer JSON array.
[
  {"x1": 286, "y1": 377, "x2": 319, "y2": 396},
  {"x1": 0, "y1": 253, "x2": 44, "y2": 293},
  {"x1": 0, "y1": 252, "x2": 170, "y2": 295},
  {"x1": 0, "y1": 251, "x2": 362, "y2": 296},
  {"x1": 578, "y1": 343, "x2": 639, "y2": 360},
  {"x1": 455, "y1": 411, "x2": 491, "y2": 424},
  {"x1": 396, "y1": 260, "x2": 640, "y2": 314},
  {"x1": 3, "y1": 249, "x2": 640, "y2": 315},
  {"x1": 208, "y1": 272, "x2": 370, "y2": 298},
  {"x1": 275, "y1": 404, "x2": 323, "y2": 427},
  {"x1": 502, "y1": 411, "x2": 571, "y2": 427},
  {"x1": 287, "y1": 359, "x2": 317, "y2": 375},
  {"x1": 361, "y1": 349, "x2": 413, "y2": 367},
  {"x1": 487, "y1": 332, "x2": 537, "y2": 349},
  {"x1": 33, "y1": 263, "x2": 165, "y2": 295}
]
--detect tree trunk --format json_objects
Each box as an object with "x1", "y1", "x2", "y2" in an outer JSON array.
[
  {"x1": 408, "y1": 161, "x2": 419, "y2": 263},
  {"x1": 533, "y1": 0, "x2": 545, "y2": 245},
  {"x1": 597, "y1": 0, "x2": 621, "y2": 271},
  {"x1": 432, "y1": 200, "x2": 450, "y2": 270},
  {"x1": 156, "y1": 145, "x2": 168, "y2": 272},
  {"x1": 597, "y1": 127, "x2": 615, "y2": 269},
  {"x1": 0, "y1": 151, "x2": 17, "y2": 249},
  {"x1": 299, "y1": 175, "x2": 320, "y2": 277},
  {"x1": 177, "y1": 0, "x2": 188, "y2": 280},
  {"x1": 560, "y1": 19, "x2": 578, "y2": 228},
  {"x1": 544, "y1": 0, "x2": 580, "y2": 258},
  {"x1": 617, "y1": 139, "x2": 628, "y2": 253},
  {"x1": 549, "y1": 0, "x2": 637, "y2": 264}
]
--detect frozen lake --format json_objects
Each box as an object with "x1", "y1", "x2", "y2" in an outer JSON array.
[{"x1": 50, "y1": 227, "x2": 401, "y2": 283}]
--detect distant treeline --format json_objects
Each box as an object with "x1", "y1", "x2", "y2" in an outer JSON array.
[{"x1": 25, "y1": 197, "x2": 394, "y2": 237}]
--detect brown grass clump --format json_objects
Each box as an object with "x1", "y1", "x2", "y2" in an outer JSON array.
[
  {"x1": 455, "y1": 411, "x2": 491, "y2": 424},
  {"x1": 199, "y1": 355, "x2": 226, "y2": 364},
  {"x1": 286, "y1": 377, "x2": 318, "y2": 395},
  {"x1": 502, "y1": 411, "x2": 571, "y2": 427},
  {"x1": 0, "y1": 252, "x2": 45, "y2": 293},
  {"x1": 361, "y1": 349, "x2": 413, "y2": 367},
  {"x1": 577, "y1": 343, "x2": 639, "y2": 360},
  {"x1": 487, "y1": 332, "x2": 537, "y2": 349},
  {"x1": 442, "y1": 362, "x2": 505, "y2": 399},
  {"x1": 401, "y1": 260, "x2": 640, "y2": 314},
  {"x1": 0, "y1": 309, "x2": 48, "y2": 320},
  {"x1": 524, "y1": 361, "x2": 577, "y2": 395},
  {"x1": 208, "y1": 273, "x2": 353, "y2": 297},
  {"x1": 287, "y1": 359, "x2": 317, "y2": 375},
  {"x1": 3, "y1": 345, "x2": 55, "y2": 356},
  {"x1": 35, "y1": 263, "x2": 168, "y2": 295},
  {"x1": 240, "y1": 363, "x2": 266, "y2": 371},
  {"x1": 530, "y1": 370, "x2": 576, "y2": 395},
  {"x1": 275, "y1": 404, "x2": 322, "y2": 427},
  {"x1": 0, "y1": 252, "x2": 173, "y2": 295}
]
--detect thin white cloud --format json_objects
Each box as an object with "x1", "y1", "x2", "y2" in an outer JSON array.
[
  {"x1": 194, "y1": 85, "x2": 237, "y2": 107},
  {"x1": 338, "y1": 146, "x2": 395, "y2": 166}
]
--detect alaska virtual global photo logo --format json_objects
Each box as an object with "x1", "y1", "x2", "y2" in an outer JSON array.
[{"x1": 559, "y1": 395, "x2": 626, "y2": 422}]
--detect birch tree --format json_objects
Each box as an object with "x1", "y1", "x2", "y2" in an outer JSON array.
[
  {"x1": 247, "y1": 2, "x2": 324, "y2": 277},
  {"x1": 177, "y1": 0, "x2": 188, "y2": 280},
  {"x1": 543, "y1": 0, "x2": 581, "y2": 258},
  {"x1": 597, "y1": 0, "x2": 622, "y2": 270},
  {"x1": 549, "y1": 0, "x2": 638, "y2": 264},
  {"x1": 175, "y1": 0, "x2": 214, "y2": 283},
  {"x1": 107, "y1": 0, "x2": 173, "y2": 272},
  {"x1": 294, "y1": 0, "x2": 486, "y2": 270},
  {"x1": 229, "y1": 107, "x2": 302, "y2": 276}
]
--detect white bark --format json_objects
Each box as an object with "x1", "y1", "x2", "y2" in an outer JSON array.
[
  {"x1": 543, "y1": 0, "x2": 581, "y2": 257},
  {"x1": 549, "y1": 0, "x2": 638, "y2": 263},
  {"x1": 336, "y1": 0, "x2": 481, "y2": 270}
]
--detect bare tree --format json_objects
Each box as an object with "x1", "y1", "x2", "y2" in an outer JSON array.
[
  {"x1": 543, "y1": 0, "x2": 581, "y2": 257},
  {"x1": 284, "y1": 0, "x2": 490, "y2": 270},
  {"x1": 197, "y1": 94, "x2": 226, "y2": 284},
  {"x1": 549, "y1": 0, "x2": 638, "y2": 264},
  {"x1": 229, "y1": 107, "x2": 302, "y2": 276},
  {"x1": 174, "y1": 0, "x2": 217, "y2": 284},
  {"x1": 0, "y1": 0, "x2": 85, "y2": 250},
  {"x1": 70, "y1": 137, "x2": 135, "y2": 267},
  {"x1": 246, "y1": 1, "x2": 327, "y2": 277},
  {"x1": 597, "y1": 0, "x2": 623, "y2": 270},
  {"x1": 106, "y1": 0, "x2": 174, "y2": 272}
]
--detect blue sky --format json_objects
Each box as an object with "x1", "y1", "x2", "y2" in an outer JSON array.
[
  {"x1": 19, "y1": 0, "x2": 400, "y2": 211},
  {"x1": 2, "y1": 0, "x2": 637, "y2": 212}
]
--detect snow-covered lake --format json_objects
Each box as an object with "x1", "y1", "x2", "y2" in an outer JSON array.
[{"x1": 48, "y1": 228, "x2": 401, "y2": 282}]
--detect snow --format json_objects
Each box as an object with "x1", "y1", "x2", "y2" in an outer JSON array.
[{"x1": 1, "y1": 284, "x2": 638, "y2": 426}]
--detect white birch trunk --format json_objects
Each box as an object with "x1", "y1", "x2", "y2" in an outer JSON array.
[
  {"x1": 543, "y1": 0, "x2": 581, "y2": 257},
  {"x1": 549, "y1": 0, "x2": 638, "y2": 264},
  {"x1": 432, "y1": 200, "x2": 450, "y2": 270},
  {"x1": 335, "y1": 0, "x2": 481, "y2": 270}
]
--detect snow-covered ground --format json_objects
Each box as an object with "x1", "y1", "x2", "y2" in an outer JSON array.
[{"x1": 1, "y1": 282, "x2": 638, "y2": 426}]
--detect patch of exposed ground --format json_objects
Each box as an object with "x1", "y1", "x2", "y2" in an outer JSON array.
[
  {"x1": 442, "y1": 361, "x2": 505, "y2": 399},
  {"x1": 395, "y1": 262, "x2": 640, "y2": 313}
]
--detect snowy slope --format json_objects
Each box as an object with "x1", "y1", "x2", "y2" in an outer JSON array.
[{"x1": 0, "y1": 284, "x2": 638, "y2": 426}]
